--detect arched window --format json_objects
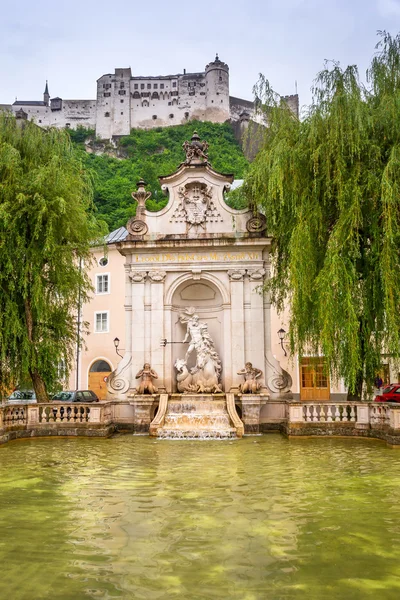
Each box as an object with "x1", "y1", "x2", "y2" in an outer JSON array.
[{"x1": 90, "y1": 360, "x2": 112, "y2": 373}]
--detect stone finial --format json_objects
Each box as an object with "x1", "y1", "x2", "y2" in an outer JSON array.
[
  {"x1": 126, "y1": 178, "x2": 151, "y2": 236},
  {"x1": 182, "y1": 131, "x2": 209, "y2": 165},
  {"x1": 132, "y1": 178, "x2": 151, "y2": 218}
]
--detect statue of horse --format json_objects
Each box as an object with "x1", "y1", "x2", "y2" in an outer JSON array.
[{"x1": 175, "y1": 358, "x2": 222, "y2": 394}]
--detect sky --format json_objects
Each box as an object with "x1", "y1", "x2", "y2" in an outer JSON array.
[{"x1": 2, "y1": 0, "x2": 400, "y2": 111}]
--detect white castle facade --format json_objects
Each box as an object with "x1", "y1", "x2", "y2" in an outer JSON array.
[{"x1": 2, "y1": 56, "x2": 299, "y2": 139}]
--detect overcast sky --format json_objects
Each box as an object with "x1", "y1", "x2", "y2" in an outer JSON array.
[{"x1": 2, "y1": 0, "x2": 400, "y2": 111}]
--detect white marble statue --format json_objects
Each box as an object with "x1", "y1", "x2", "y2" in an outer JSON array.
[{"x1": 175, "y1": 307, "x2": 222, "y2": 393}]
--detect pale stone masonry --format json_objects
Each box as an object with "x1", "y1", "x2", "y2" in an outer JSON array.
[{"x1": 2, "y1": 56, "x2": 299, "y2": 139}]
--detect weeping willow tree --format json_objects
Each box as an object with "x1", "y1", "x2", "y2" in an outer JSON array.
[
  {"x1": 0, "y1": 115, "x2": 105, "y2": 401},
  {"x1": 245, "y1": 32, "x2": 400, "y2": 399}
]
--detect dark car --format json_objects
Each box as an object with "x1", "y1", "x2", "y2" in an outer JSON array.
[
  {"x1": 6, "y1": 390, "x2": 37, "y2": 404},
  {"x1": 374, "y1": 384, "x2": 400, "y2": 403},
  {"x1": 52, "y1": 390, "x2": 99, "y2": 403}
]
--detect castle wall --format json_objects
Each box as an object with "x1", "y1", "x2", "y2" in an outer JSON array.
[
  {"x1": 4, "y1": 58, "x2": 299, "y2": 139},
  {"x1": 10, "y1": 101, "x2": 96, "y2": 130}
]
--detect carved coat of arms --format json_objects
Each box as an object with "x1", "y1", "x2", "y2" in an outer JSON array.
[{"x1": 178, "y1": 182, "x2": 213, "y2": 229}]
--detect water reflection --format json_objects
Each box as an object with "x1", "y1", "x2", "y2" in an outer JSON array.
[{"x1": 0, "y1": 436, "x2": 400, "y2": 599}]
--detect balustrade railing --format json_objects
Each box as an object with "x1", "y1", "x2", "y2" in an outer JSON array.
[
  {"x1": 370, "y1": 403, "x2": 391, "y2": 427},
  {"x1": 3, "y1": 406, "x2": 27, "y2": 426},
  {"x1": 39, "y1": 404, "x2": 91, "y2": 423},
  {"x1": 303, "y1": 403, "x2": 357, "y2": 423}
]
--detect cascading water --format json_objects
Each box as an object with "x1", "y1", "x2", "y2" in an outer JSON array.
[{"x1": 155, "y1": 395, "x2": 238, "y2": 439}]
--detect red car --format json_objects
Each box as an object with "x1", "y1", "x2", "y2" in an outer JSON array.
[{"x1": 374, "y1": 384, "x2": 400, "y2": 402}]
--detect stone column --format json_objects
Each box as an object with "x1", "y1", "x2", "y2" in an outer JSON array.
[
  {"x1": 228, "y1": 269, "x2": 246, "y2": 391},
  {"x1": 130, "y1": 270, "x2": 147, "y2": 393},
  {"x1": 247, "y1": 268, "x2": 265, "y2": 371},
  {"x1": 149, "y1": 271, "x2": 166, "y2": 392}
]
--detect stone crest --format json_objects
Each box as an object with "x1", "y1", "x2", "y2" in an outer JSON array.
[{"x1": 178, "y1": 182, "x2": 213, "y2": 229}]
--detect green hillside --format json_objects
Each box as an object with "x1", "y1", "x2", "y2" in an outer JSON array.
[{"x1": 69, "y1": 122, "x2": 249, "y2": 231}]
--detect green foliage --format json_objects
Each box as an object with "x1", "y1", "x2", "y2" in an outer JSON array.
[
  {"x1": 245, "y1": 32, "x2": 400, "y2": 397},
  {"x1": 224, "y1": 184, "x2": 247, "y2": 210},
  {"x1": 68, "y1": 121, "x2": 248, "y2": 229},
  {"x1": 0, "y1": 116, "x2": 106, "y2": 400}
]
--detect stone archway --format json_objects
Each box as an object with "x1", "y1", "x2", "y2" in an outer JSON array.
[{"x1": 170, "y1": 278, "x2": 225, "y2": 392}]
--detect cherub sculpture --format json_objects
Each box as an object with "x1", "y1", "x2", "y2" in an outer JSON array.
[
  {"x1": 136, "y1": 363, "x2": 158, "y2": 394},
  {"x1": 237, "y1": 362, "x2": 263, "y2": 394}
]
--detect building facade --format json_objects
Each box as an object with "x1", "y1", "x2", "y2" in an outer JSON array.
[
  {"x1": 1, "y1": 56, "x2": 299, "y2": 139},
  {"x1": 68, "y1": 133, "x2": 351, "y2": 406}
]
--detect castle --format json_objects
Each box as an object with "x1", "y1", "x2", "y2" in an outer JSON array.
[{"x1": 2, "y1": 56, "x2": 299, "y2": 139}]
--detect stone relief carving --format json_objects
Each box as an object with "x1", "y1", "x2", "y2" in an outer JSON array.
[
  {"x1": 248, "y1": 268, "x2": 266, "y2": 281},
  {"x1": 135, "y1": 363, "x2": 158, "y2": 394},
  {"x1": 148, "y1": 271, "x2": 167, "y2": 283},
  {"x1": 177, "y1": 182, "x2": 213, "y2": 229},
  {"x1": 107, "y1": 355, "x2": 132, "y2": 396},
  {"x1": 129, "y1": 271, "x2": 147, "y2": 283},
  {"x1": 183, "y1": 131, "x2": 209, "y2": 165},
  {"x1": 228, "y1": 269, "x2": 246, "y2": 281},
  {"x1": 237, "y1": 362, "x2": 263, "y2": 394},
  {"x1": 265, "y1": 354, "x2": 293, "y2": 395},
  {"x1": 175, "y1": 307, "x2": 222, "y2": 393},
  {"x1": 246, "y1": 213, "x2": 267, "y2": 233}
]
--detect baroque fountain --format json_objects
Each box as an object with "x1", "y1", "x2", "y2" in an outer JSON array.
[{"x1": 105, "y1": 131, "x2": 293, "y2": 438}]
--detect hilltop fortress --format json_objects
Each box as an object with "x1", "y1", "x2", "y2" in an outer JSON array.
[{"x1": 2, "y1": 56, "x2": 298, "y2": 139}]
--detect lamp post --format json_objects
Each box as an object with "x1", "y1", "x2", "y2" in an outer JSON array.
[
  {"x1": 277, "y1": 328, "x2": 287, "y2": 357},
  {"x1": 113, "y1": 337, "x2": 123, "y2": 358}
]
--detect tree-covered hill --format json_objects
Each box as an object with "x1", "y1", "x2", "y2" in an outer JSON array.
[{"x1": 69, "y1": 121, "x2": 249, "y2": 231}]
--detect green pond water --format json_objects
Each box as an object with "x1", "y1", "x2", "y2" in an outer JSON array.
[{"x1": 1, "y1": 435, "x2": 400, "y2": 600}]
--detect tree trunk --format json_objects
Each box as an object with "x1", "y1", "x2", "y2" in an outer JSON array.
[
  {"x1": 24, "y1": 298, "x2": 49, "y2": 403},
  {"x1": 29, "y1": 368, "x2": 49, "y2": 403}
]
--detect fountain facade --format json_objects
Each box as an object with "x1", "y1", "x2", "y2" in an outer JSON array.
[{"x1": 106, "y1": 132, "x2": 292, "y2": 437}]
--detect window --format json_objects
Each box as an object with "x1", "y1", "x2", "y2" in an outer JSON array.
[
  {"x1": 172, "y1": 81, "x2": 177, "y2": 87},
  {"x1": 96, "y1": 274, "x2": 109, "y2": 294},
  {"x1": 160, "y1": 83, "x2": 164, "y2": 89},
  {"x1": 184, "y1": 112, "x2": 189, "y2": 119},
  {"x1": 104, "y1": 112, "x2": 110, "y2": 117},
  {"x1": 134, "y1": 83, "x2": 138, "y2": 89},
  {"x1": 119, "y1": 90, "x2": 126, "y2": 95},
  {"x1": 169, "y1": 113, "x2": 174, "y2": 118},
  {"x1": 120, "y1": 99, "x2": 124, "y2": 103},
  {"x1": 121, "y1": 111, "x2": 124, "y2": 115},
  {"x1": 141, "y1": 84, "x2": 145, "y2": 89},
  {"x1": 120, "y1": 82, "x2": 125, "y2": 89},
  {"x1": 95, "y1": 312, "x2": 109, "y2": 333},
  {"x1": 104, "y1": 92, "x2": 111, "y2": 97},
  {"x1": 98, "y1": 256, "x2": 108, "y2": 267},
  {"x1": 154, "y1": 83, "x2": 158, "y2": 89},
  {"x1": 133, "y1": 91, "x2": 140, "y2": 99},
  {"x1": 147, "y1": 83, "x2": 151, "y2": 89},
  {"x1": 152, "y1": 115, "x2": 157, "y2": 120}
]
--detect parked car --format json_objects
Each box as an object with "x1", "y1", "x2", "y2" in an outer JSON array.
[
  {"x1": 5, "y1": 390, "x2": 37, "y2": 404},
  {"x1": 52, "y1": 390, "x2": 99, "y2": 403},
  {"x1": 374, "y1": 384, "x2": 400, "y2": 402}
]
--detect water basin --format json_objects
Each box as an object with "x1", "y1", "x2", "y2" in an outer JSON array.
[{"x1": 1, "y1": 435, "x2": 400, "y2": 599}]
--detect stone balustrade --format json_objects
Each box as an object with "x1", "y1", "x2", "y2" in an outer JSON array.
[{"x1": 1, "y1": 398, "x2": 400, "y2": 446}]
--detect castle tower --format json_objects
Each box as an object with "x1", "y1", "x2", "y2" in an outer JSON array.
[
  {"x1": 43, "y1": 81, "x2": 50, "y2": 107},
  {"x1": 205, "y1": 54, "x2": 230, "y2": 122}
]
